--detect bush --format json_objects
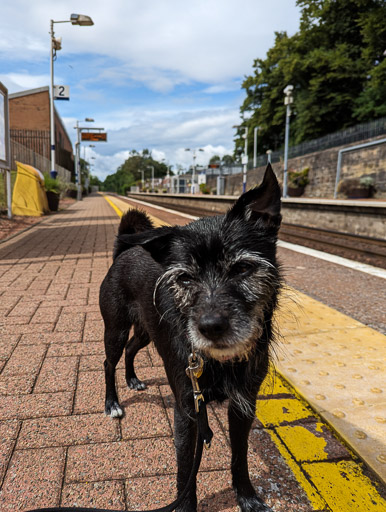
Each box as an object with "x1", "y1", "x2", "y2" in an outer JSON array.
[
  {"x1": 43, "y1": 173, "x2": 61, "y2": 194},
  {"x1": 199, "y1": 183, "x2": 210, "y2": 194},
  {"x1": 337, "y1": 176, "x2": 376, "y2": 198},
  {"x1": 43, "y1": 173, "x2": 67, "y2": 196},
  {"x1": 288, "y1": 167, "x2": 309, "y2": 188}
]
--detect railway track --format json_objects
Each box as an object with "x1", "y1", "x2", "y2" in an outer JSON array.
[
  {"x1": 279, "y1": 224, "x2": 386, "y2": 269},
  {"x1": 120, "y1": 195, "x2": 386, "y2": 269}
]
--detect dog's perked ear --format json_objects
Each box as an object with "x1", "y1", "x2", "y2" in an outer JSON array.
[
  {"x1": 117, "y1": 226, "x2": 177, "y2": 264},
  {"x1": 226, "y1": 163, "x2": 282, "y2": 229}
]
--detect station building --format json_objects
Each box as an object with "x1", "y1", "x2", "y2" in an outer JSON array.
[{"x1": 8, "y1": 86, "x2": 74, "y2": 180}]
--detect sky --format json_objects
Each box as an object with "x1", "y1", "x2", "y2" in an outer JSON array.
[{"x1": 0, "y1": 1, "x2": 301, "y2": 180}]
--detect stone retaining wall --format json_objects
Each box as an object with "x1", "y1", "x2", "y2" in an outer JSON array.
[{"x1": 207, "y1": 135, "x2": 386, "y2": 198}]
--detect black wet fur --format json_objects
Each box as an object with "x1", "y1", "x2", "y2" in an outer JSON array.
[{"x1": 99, "y1": 164, "x2": 282, "y2": 511}]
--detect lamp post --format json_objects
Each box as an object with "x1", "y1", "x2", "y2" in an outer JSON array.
[
  {"x1": 147, "y1": 166, "x2": 154, "y2": 192},
  {"x1": 49, "y1": 14, "x2": 94, "y2": 179},
  {"x1": 253, "y1": 126, "x2": 259, "y2": 168},
  {"x1": 233, "y1": 125, "x2": 248, "y2": 193},
  {"x1": 185, "y1": 148, "x2": 204, "y2": 194},
  {"x1": 140, "y1": 169, "x2": 145, "y2": 191},
  {"x1": 283, "y1": 84, "x2": 294, "y2": 198},
  {"x1": 75, "y1": 118, "x2": 95, "y2": 201},
  {"x1": 167, "y1": 165, "x2": 172, "y2": 193}
]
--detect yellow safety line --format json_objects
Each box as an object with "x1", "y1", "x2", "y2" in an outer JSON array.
[
  {"x1": 266, "y1": 429, "x2": 327, "y2": 510},
  {"x1": 103, "y1": 194, "x2": 123, "y2": 218},
  {"x1": 103, "y1": 193, "x2": 386, "y2": 511},
  {"x1": 102, "y1": 194, "x2": 167, "y2": 227}
]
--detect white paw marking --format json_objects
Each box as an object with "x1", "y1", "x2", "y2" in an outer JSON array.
[{"x1": 109, "y1": 406, "x2": 123, "y2": 418}]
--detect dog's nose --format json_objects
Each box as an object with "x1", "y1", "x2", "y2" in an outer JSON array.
[{"x1": 198, "y1": 312, "x2": 229, "y2": 340}]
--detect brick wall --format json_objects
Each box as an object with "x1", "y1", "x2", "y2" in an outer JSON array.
[
  {"x1": 9, "y1": 90, "x2": 50, "y2": 130},
  {"x1": 9, "y1": 89, "x2": 74, "y2": 174}
]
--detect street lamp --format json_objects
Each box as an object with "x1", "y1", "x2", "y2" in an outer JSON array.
[
  {"x1": 233, "y1": 125, "x2": 248, "y2": 193},
  {"x1": 253, "y1": 126, "x2": 259, "y2": 168},
  {"x1": 83, "y1": 143, "x2": 95, "y2": 161},
  {"x1": 49, "y1": 14, "x2": 94, "y2": 178},
  {"x1": 185, "y1": 148, "x2": 204, "y2": 194},
  {"x1": 140, "y1": 169, "x2": 145, "y2": 191},
  {"x1": 283, "y1": 84, "x2": 294, "y2": 198},
  {"x1": 75, "y1": 118, "x2": 95, "y2": 201},
  {"x1": 147, "y1": 166, "x2": 154, "y2": 192},
  {"x1": 162, "y1": 159, "x2": 172, "y2": 193}
]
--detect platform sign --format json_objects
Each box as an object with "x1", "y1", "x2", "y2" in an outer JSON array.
[
  {"x1": 0, "y1": 82, "x2": 10, "y2": 168},
  {"x1": 81, "y1": 132, "x2": 107, "y2": 142},
  {"x1": 0, "y1": 82, "x2": 11, "y2": 218},
  {"x1": 54, "y1": 85, "x2": 70, "y2": 100}
]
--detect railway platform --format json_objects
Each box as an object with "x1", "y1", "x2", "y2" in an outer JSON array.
[{"x1": 0, "y1": 193, "x2": 385, "y2": 511}]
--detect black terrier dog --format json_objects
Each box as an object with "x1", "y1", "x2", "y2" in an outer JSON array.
[{"x1": 99, "y1": 164, "x2": 282, "y2": 512}]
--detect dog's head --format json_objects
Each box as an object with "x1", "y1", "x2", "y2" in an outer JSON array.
[{"x1": 123, "y1": 164, "x2": 281, "y2": 362}]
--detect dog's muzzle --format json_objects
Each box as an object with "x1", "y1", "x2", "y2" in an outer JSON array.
[{"x1": 197, "y1": 312, "x2": 230, "y2": 341}]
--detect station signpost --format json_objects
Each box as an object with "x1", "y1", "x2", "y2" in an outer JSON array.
[{"x1": 0, "y1": 82, "x2": 11, "y2": 218}]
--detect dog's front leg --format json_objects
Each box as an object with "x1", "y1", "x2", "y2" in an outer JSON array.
[
  {"x1": 228, "y1": 402, "x2": 272, "y2": 512},
  {"x1": 174, "y1": 405, "x2": 198, "y2": 512}
]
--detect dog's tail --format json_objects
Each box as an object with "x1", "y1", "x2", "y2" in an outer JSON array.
[{"x1": 113, "y1": 208, "x2": 154, "y2": 260}]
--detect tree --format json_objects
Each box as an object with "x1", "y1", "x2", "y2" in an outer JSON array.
[
  {"x1": 236, "y1": 0, "x2": 386, "y2": 157},
  {"x1": 89, "y1": 175, "x2": 103, "y2": 188},
  {"x1": 222, "y1": 155, "x2": 235, "y2": 165},
  {"x1": 101, "y1": 150, "x2": 169, "y2": 194}
]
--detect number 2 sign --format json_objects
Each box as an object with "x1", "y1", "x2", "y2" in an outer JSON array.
[{"x1": 54, "y1": 85, "x2": 70, "y2": 100}]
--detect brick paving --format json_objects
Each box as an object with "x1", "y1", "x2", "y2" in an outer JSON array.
[{"x1": 0, "y1": 195, "x2": 325, "y2": 511}]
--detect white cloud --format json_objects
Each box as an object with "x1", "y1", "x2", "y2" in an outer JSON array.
[
  {"x1": 1, "y1": 0, "x2": 300, "y2": 89},
  {"x1": 0, "y1": 73, "x2": 48, "y2": 92},
  {"x1": 1, "y1": 1, "x2": 301, "y2": 181}
]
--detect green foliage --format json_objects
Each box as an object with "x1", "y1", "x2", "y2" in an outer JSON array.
[
  {"x1": 359, "y1": 175, "x2": 375, "y2": 188},
  {"x1": 288, "y1": 167, "x2": 309, "y2": 188},
  {"x1": 43, "y1": 172, "x2": 65, "y2": 194},
  {"x1": 101, "y1": 149, "x2": 170, "y2": 194},
  {"x1": 199, "y1": 183, "x2": 210, "y2": 194},
  {"x1": 237, "y1": 0, "x2": 386, "y2": 156},
  {"x1": 89, "y1": 175, "x2": 103, "y2": 187},
  {"x1": 338, "y1": 175, "x2": 376, "y2": 196},
  {"x1": 221, "y1": 154, "x2": 235, "y2": 165}
]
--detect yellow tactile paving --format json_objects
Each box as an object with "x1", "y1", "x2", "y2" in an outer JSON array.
[
  {"x1": 258, "y1": 372, "x2": 386, "y2": 510},
  {"x1": 275, "y1": 289, "x2": 386, "y2": 482},
  {"x1": 103, "y1": 194, "x2": 386, "y2": 509}
]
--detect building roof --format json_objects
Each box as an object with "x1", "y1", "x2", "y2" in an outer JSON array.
[
  {"x1": 9, "y1": 86, "x2": 73, "y2": 146},
  {"x1": 9, "y1": 86, "x2": 49, "y2": 100}
]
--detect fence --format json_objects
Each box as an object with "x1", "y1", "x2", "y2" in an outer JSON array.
[
  {"x1": 10, "y1": 140, "x2": 71, "y2": 182},
  {"x1": 0, "y1": 141, "x2": 72, "y2": 212},
  {"x1": 10, "y1": 129, "x2": 74, "y2": 174},
  {"x1": 248, "y1": 116, "x2": 386, "y2": 170}
]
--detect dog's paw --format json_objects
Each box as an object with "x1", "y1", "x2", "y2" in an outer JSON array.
[
  {"x1": 127, "y1": 377, "x2": 147, "y2": 391},
  {"x1": 105, "y1": 400, "x2": 123, "y2": 418},
  {"x1": 237, "y1": 496, "x2": 273, "y2": 512}
]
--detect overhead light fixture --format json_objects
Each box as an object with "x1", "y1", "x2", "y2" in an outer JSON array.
[{"x1": 71, "y1": 13, "x2": 94, "y2": 26}]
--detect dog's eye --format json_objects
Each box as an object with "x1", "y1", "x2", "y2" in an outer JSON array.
[
  {"x1": 177, "y1": 273, "x2": 193, "y2": 286},
  {"x1": 230, "y1": 262, "x2": 254, "y2": 277}
]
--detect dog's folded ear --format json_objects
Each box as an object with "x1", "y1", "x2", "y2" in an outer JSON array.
[
  {"x1": 226, "y1": 163, "x2": 282, "y2": 229},
  {"x1": 117, "y1": 226, "x2": 177, "y2": 264}
]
